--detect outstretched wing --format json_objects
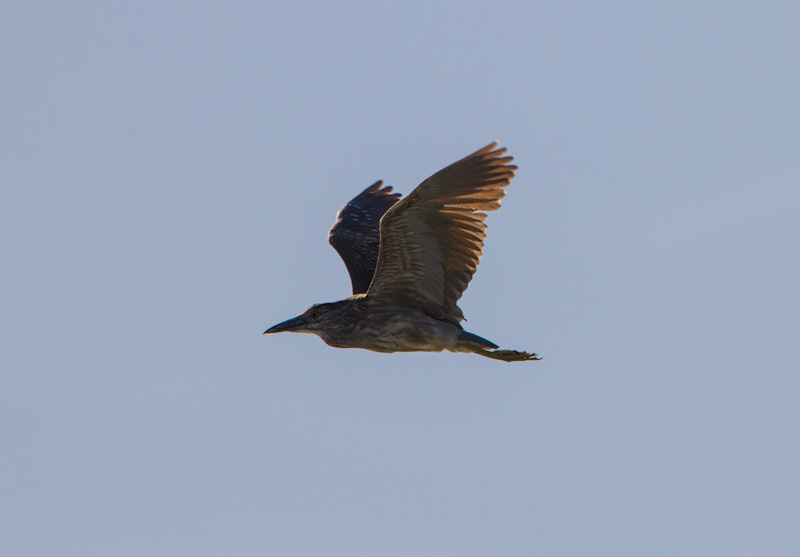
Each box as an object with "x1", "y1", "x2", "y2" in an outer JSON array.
[
  {"x1": 365, "y1": 142, "x2": 516, "y2": 323},
  {"x1": 328, "y1": 181, "x2": 402, "y2": 294}
]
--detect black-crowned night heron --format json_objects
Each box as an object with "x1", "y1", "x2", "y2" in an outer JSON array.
[{"x1": 264, "y1": 142, "x2": 539, "y2": 362}]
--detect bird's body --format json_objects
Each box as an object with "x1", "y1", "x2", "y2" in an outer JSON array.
[
  {"x1": 316, "y1": 298, "x2": 464, "y2": 353},
  {"x1": 264, "y1": 142, "x2": 539, "y2": 362},
  {"x1": 283, "y1": 296, "x2": 489, "y2": 353}
]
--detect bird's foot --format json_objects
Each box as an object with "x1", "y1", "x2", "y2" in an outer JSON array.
[{"x1": 476, "y1": 348, "x2": 541, "y2": 362}]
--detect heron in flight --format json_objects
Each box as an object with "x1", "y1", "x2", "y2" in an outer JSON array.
[{"x1": 264, "y1": 142, "x2": 539, "y2": 362}]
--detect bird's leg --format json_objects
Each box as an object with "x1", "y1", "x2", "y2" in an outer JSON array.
[{"x1": 471, "y1": 348, "x2": 542, "y2": 362}]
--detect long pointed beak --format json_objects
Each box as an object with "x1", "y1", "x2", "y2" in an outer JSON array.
[{"x1": 263, "y1": 315, "x2": 307, "y2": 334}]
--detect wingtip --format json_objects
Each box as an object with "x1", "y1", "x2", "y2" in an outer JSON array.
[
  {"x1": 474, "y1": 140, "x2": 508, "y2": 159},
  {"x1": 363, "y1": 180, "x2": 384, "y2": 193},
  {"x1": 362, "y1": 180, "x2": 402, "y2": 198},
  {"x1": 482, "y1": 140, "x2": 500, "y2": 152}
]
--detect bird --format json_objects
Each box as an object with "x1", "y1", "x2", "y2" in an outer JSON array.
[{"x1": 263, "y1": 141, "x2": 540, "y2": 362}]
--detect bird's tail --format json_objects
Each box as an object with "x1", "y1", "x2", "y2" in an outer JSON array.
[{"x1": 458, "y1": 331, "x2": 499, "y2": 350}]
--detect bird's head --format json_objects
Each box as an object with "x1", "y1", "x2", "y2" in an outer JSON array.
[{"x1": 263, "y1": 302, "x2": 340, "y2": 336}]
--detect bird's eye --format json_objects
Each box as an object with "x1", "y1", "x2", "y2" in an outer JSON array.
[{"x1": 309, "y1": 310, "x2": 320, "y2": 320}]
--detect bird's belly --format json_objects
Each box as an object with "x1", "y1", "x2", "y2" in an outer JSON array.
[{"x1": 326, "y1": 313, "x2": 462, "y2": 353}]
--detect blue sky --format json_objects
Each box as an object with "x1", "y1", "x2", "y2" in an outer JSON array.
[{"x1": 2, "y1": 1, "x2": 799, "y2": 555}]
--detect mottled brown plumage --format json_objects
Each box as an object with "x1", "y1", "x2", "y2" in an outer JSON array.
[
  {"x1": 264, "y1": 142, "x2": 539, "y2": 362},
  {"x1": 366, "y1": 142, "x2": 515, "y2": 324}
]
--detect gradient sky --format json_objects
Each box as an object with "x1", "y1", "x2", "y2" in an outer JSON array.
[{"x1": 3, "y1": 1, "x2": 799, "y2": 555}]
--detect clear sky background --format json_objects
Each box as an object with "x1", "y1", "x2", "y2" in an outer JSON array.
[{"x1": 2, "y1": 1, "x2": 799, "y2": 555}]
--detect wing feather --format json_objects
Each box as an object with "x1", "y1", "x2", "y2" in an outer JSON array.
[
  {"x1": 328, "y1": 181, "x2": 401, "y2": 294},
  {"x1": 365, "y1": 142, "x2": 517, "y2": 323}
]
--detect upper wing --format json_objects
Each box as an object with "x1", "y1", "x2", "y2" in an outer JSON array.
[
  {"x1": 365, "y1": 142, "x2": 516, "y2": 323},
  {"x1": 328, "y1": 181, "x2": 402, "y2": 294}
]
